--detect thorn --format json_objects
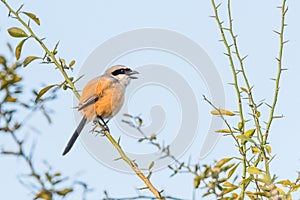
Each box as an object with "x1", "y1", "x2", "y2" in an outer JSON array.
[
  {"x1": 257, "y1": 102, "x2": 263, "y2": 108},
  {"x1": 113, "y1": 157, "x2": 122, "y2": 161},
  {"x1": 222, "y1": 27, "x2": 231, "y2": 31},
  {"x1": 16, "y1": 4, "x2": 24, "y2": 13},
  {"x1": 283, "y1": 40, "x2": 289, "y2": 44},
  {"x1": 284, "y1": 7, "x2": 289, "y2": 15},
  {"x1": 273, "y1": 115, "x2": 284, "y2": 119},
  {"x1": 265, "y1": 103, "x2": 272, "y2": 108},
  {"x1": 216, "y1": 3, "x2": 222, "y2": 9},
  {"x1": 242, "y1": 55, "x2": 249, "y2": 61}
]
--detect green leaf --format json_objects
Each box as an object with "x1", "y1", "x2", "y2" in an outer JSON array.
[
  {"x1": 277, "y1": 179, "x2": 294, "y2": 187},
  {"x1": 15, "y1": 38, "x2": 27, "y2": 60},
  {"x1": 56, "y1": 188, "x2": 73, "y2": 196},
  {"x1": 194, "y1": 176, "x2": 201, "y2": 188},
  {"x1": 236, "y1": 134, "x2": 256, "y2": 145},
  {"x1": 220, "y1": 163, "x2": 235, "y2": 172},
  {"x1": 215, "y1": 129, "x2": 234, "y2": 133},
  {"x1": 251, "y1": 146, "x2": 261, "y2": 154},
  {"x1": 248, "y1": 166, "x2": 263, "y2": 175},
  {"x1": 220, "y1": 186, "x2": 238, "y2": 195},
  {"x1": 34, "y1": 190, "x2": 51, "y2": 200},
  {"x1": 239, "y1": 129, "x2": 256, "y2": 145},
  {"x1": 123, "y1": 113, "x2": 133, "y2": 118},
  {"x1": 59, "y1": 58, "x2": 66, "y2": 66},
  {"x1": 148, "y1": 161, "x2": 155, "y2": 170},
  {"x1": 237, "y1": 121, "x2": 244, "y2": 130},
  {"x1": 245, "y1": 129, "x2": 256, "y2": 137},
  {"x1": 0, "y1": 56, "x2": 7, "y2": 67},
  {"x1": 202, "y1": 191, "x2": 212, "y2": 197},
  {"x1": 257, "y1": 174, "x2": 272, "y2": 184},
  {"x1": 146, "y1": 171, "x2": 152, "y2": 179},
  {"x1": 5, "y1": 95, "x2": 17, "y2": 102},
  {"x1": 22, "y1": 12, "x2": 40, "y2": 25},
  {"x1": 240, "y1": 176, "x2": 254, "y2": 186},
  {"x1": 137, "y1": 117, "x2": 143, "y2": 126},
  {"x1": 35, "y1": 85, "x2": 56, "y2": 103},
  {"x1": 150, "y1": 134, "x2": 156, "y2": 141},
  {"x1": 222, "y1": 182, "x2": 238, "y2": 188},
  {"x1": 291, "y1": 184, "x2": 300, "y2": 192},
  {"x1": 263, "y1": 145, "x2": 272, "y2": 154},
  {"x1": 54, "y1": 173, "x2": 61, "y2": 177},
  {"x1": 215, "y1": 158, "x2": 232, "y2": 168},
  {"x1": 227, "y1": 163, "x2": 239, "y2": 179},
  {"x1": 69, "y1": 60, "x2": 75, "y2": 67},
  {"x1": 7, "y1": 27, "x2": 28, "y2": 38},
  {"x1": 23, "y1": 56, "x2": 39, "y2": 67},
  {"x1": 240, "y1": 87, "x2": 248, "y2": 93},
  {"x1": 211, "y1": 109, "x2": 235, "y2": 116}
]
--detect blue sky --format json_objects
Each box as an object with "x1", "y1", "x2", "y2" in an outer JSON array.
[{"x1": 1, "y1": 0, "x2": 300, "y2": 199}]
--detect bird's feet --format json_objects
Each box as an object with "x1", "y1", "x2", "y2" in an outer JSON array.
[
  {"x1": 102, "y1": 124, "x2": 110, "y2": 132},
  {"x1": 94, "y1": 116, "x2": 110, "y2": 133}
]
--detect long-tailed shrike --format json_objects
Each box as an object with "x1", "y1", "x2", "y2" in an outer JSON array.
[{"x1": 62, "y1": 65, "x2": 138, "y2": 156}]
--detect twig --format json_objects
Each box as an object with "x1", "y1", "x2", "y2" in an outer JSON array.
[
  {"x1": 210, "y1": 1, "x2": 248, "y2": 197},
  {"x1": 103, "y1": 195, "x2": 185, "y2": 200},
  {"x1": 1, "y1": 0, "x2": 80, "y2": 99},
  {"x1": 203, "y1": 95, "x2": 242, "y2": 151},
  {"x1": 264, "y1": 0, "x2": 288, "y2": 144},
  {"x1": 96, "y1": 122, "x2": 164, "y2": 199},
  {"x1": 226, "y1": 0, "x2": 264, "y2": 144}
]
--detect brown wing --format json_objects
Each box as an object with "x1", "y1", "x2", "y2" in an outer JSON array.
[{"x1": 79, "y1": 76, "x2": 116, "y2": 121}]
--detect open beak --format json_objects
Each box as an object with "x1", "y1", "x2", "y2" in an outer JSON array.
[{"x1": 128, "y1": 70, "x2": 139, "y2": 79}]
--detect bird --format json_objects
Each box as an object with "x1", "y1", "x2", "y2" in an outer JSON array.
[{"x1": 62, "y1": 65, "x2": 138, "y2": 156}]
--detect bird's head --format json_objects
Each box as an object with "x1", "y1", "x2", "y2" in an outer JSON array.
[{"x1": 105, "y1": 65, "x2": 139, "y2": 86}]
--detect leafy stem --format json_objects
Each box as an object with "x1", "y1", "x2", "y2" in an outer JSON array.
[
  {"x1": 210, "y1": 0, "x2": 247, "y2": 197},
  {"x1": 1, "y1": 0, "x2": 80, "y2": 99}
]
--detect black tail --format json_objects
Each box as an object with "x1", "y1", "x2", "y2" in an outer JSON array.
[{"x1": 62, "y1": 117, "x2": 87, "y2": 156}]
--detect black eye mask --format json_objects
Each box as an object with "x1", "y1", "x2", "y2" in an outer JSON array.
[{"x1": 111, "y1": 68, "x2": 131, "y2": 76}]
